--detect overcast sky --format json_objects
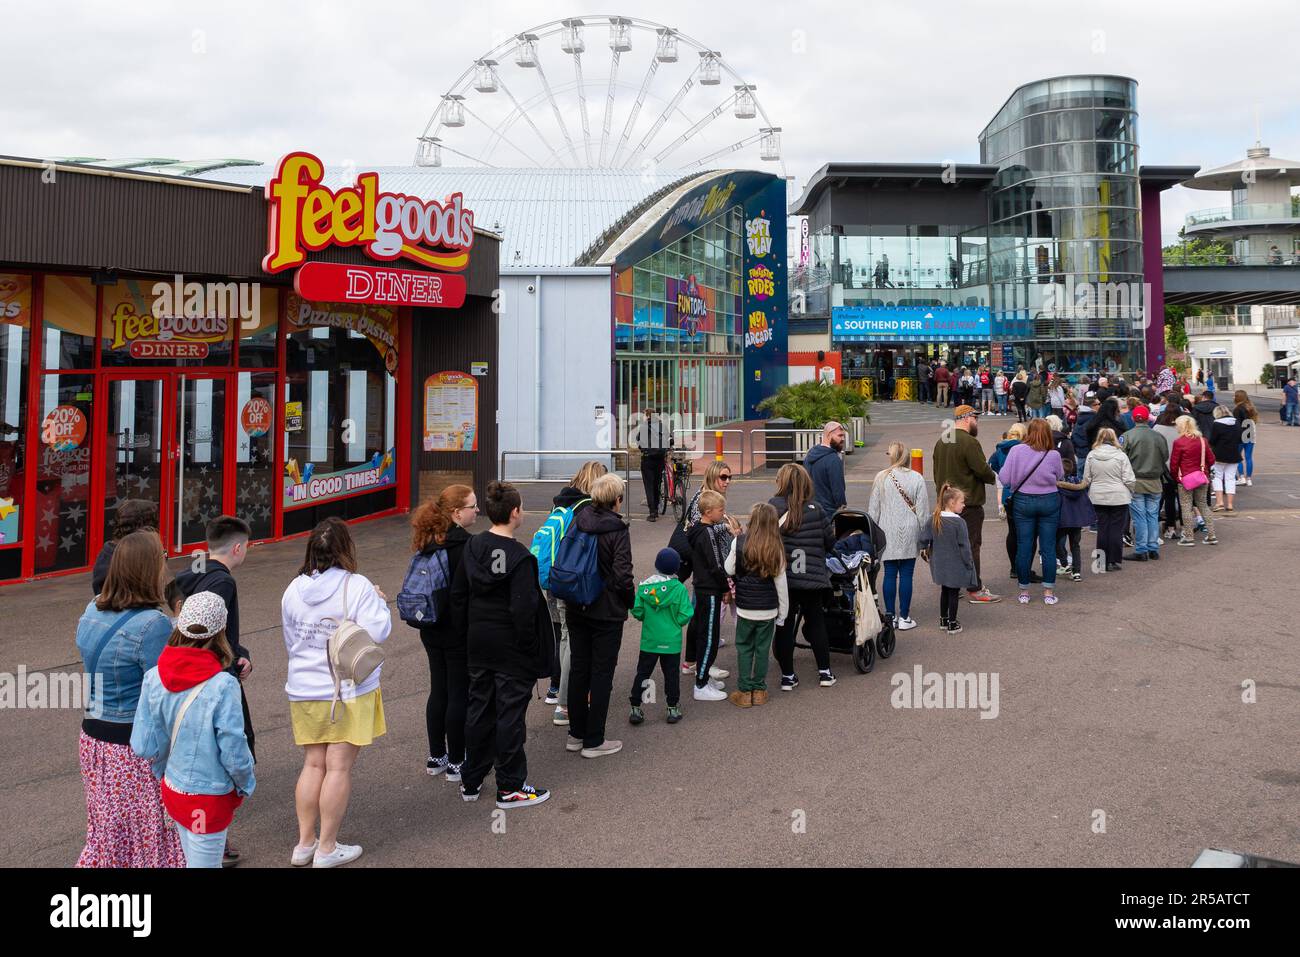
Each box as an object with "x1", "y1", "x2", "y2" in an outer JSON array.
[{"x1": 4, "y1": 0, "x2": 1297, "y2": 242}]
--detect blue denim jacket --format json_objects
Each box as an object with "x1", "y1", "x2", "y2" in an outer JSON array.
[
  {"x1": 75, "y1": 602, "x2": 173, "y2": 724},
  {"x1": 131, "y1": 669, "x2": 256, "y2": 798}
]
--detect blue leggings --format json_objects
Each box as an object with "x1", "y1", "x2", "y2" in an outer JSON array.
[
  {"x1": 1238, "y1": 442, "x2": 1254, "y2": 478},
  {"x1": 882, "y1": 558, "x2": 916, "y2": 618}
]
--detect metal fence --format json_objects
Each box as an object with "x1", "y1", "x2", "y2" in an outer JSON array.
[{"x1": 498, "y1": 449, "x2": 631, "y2": 485}]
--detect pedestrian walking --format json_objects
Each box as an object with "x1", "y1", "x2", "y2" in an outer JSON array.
[
  {"x1": 131, "y1": 591, "x2": 256, "y2": 868},
  {"x1": 997, "y1": 420, "x2": 1065, "y2": 604},
  {"x1": 1283, "y1": 378, "x2": 1299, "y2": 426},
  {"x1": 562, "y1": 473, "x2": 635, "y2": 757},
  {"x1": 628, "y1": 548, "x2": 694, "y2": 727},
  {"x1": 633, "y1": 407, "x2": 672, "y2": 522},
  {"x1": 932, "y1": 404, "x2": 1001, "y2": 603},
  {"x1": 723, "y1": 502, "x2": 789, "y2": 707},
  {"x1": 866, "y1": 442, "x2": 929, "y2": 631},
  {"x1": 452, "y1": 482, "x2": 552, "y2": 806},
  {"x1": 74, "y1": 529, "x2": 185, "y2": 868},
  {"x1": 918, "y1": 484, "x2": 979, "y2": 634},
  {"x1": 409, "y1": 484, "x2": 476, "y2": 782},
  {"x1": 1080, "y1": 429, "x2": 1136, "y2": 570},
  {"x1": 281, "y1": 517, "x2": 393, "y2": 867}
]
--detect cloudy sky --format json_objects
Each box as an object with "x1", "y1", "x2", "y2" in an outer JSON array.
[{"x1": 4, "y1": 0, "x2": 1297, "y2": 242}]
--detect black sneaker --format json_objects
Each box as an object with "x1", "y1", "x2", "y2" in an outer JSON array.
[
  {"x1": 940, "y1": 617, "x2": 950, "y2": 630},
  {"x1": 1124, "y1": 552, "x2": 1148, "y2": 562},
  {"x1": 818, "y1": 670, "x2": 837, "y2": 687},
  {"x1": 1148, "y1": 550, "x2": 1160, "y2": 561},
  {"x1": 496, "y1": 784, "x2": 550, "y2": 809},
  {"x1": 666, "y1": 705, "x2": 683, "y2": 723},
  {"x1": 544, "y1": 687, "x2": 560, "y2": 705},
  {"x1": 947, "y1": 621, "x2": 963, "y2": 634},
  {"x1": 460, "y1": 783, "x2": 481, "y2": 802},
  {"x1": 779, "y1": 674, "x2": 799, "y2": 692},
  {"x1": 629, "y1": 705, "x2": 644, "y2": 725},
  {"x1": 427, "y1": 754, "x2": 449, "y2": 777},
  {"x1": 446, "y1": 760, "x2": 464, "y2": 783}
]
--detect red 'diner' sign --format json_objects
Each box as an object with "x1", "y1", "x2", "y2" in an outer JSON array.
[{"x1": 293, "y1": 262, "x2": 468, "y2": 310}]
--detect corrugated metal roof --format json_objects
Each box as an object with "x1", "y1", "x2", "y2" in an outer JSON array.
[{"x1": 176, "y1": 165, "x2": 700, "y2": 269}]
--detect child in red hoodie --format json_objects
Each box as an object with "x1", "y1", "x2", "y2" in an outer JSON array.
[{"x1": 131, "y1": 592, "x2": 256, "y2": 868}]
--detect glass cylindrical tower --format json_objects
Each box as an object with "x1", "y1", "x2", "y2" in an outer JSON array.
[{"x1": 979, "y1": 76, "x2": 1144, "y2": 377}]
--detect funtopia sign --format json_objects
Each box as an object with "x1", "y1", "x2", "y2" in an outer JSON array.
[{"x1": 263, "y1": 152, "x2": 475, "y2": 306}]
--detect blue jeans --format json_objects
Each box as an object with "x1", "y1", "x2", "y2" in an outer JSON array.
[
  {"x1": 1286, "y1": 401, "x2": 1298, "y2": 426},
  {"x1": 1238, "y1": 442, "x2": 1254, "y2": 477},
  {"x1": 1012, "y1": 492, "x2": 1061, "y2": 587},
  {"x1": 1129, "y1": 492, "x2": 1160, "y2": 555},
  {"x1": 1040, "y1": 403, "x2": 1052, "y2": 419},
  {"x1": 997, "y1": 393, "x2": 1008, "y2": 414},
  {"x1": 882, "y1": 558, "x2": 916, "y2": 618},
  {"x1": 175, "y1": 823, "x2": 228, "y2": 868}
]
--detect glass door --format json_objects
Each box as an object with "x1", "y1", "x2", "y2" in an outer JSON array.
[
  {"x1": 103, "y1": 375, "x2": 170, "y2": 553},
  {"x1": 173, "y1": 374, "x2": 227, "y2": 552}
]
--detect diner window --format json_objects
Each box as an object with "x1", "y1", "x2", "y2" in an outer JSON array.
[
  {"x1": 100, "y1": 277, "x2": 235, "y2": 368},
  {"x1": 0, "y1": 278, "x2": 30, "y2": 552},
  {"x1": 35, "y1": 374, "x2": 96, "y2": 574},
  {"x1": 238, "y1": 287, "x2": 280, "y2": 368},
  {"x1": 42, "y1": 275, "x2": 97, "y2": 369}
]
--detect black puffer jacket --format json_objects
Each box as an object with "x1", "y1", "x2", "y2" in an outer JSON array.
[
  {"x1": 768, "y1": 495, "x2": 833, "y2": 591},
  {"x1": 451, "y1": 531, "x2": 549, "y2": 679},
  {"x1": 417, "y1": 523, "x2": 471, "y2": 647},
  {"x1": 566, "y1": 505, "x2": 634, "y2": 621}
]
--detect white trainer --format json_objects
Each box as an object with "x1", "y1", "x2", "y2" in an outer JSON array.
[
  {"x1": 693, "y1": 683, "x2": 728, "y2": 701},
  {"x1": 313, "y1": 842, "x2": 363, "y2": 868},
  {"x1": 895, "y1": 617, "x2": 917, "y2": 631},
  {"x1": 291, "y1": 840, "x2": 318, "y2": 867}
]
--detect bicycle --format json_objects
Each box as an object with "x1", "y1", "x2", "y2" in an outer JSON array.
[{"x1": 663, "y1": 452, "x2": 691, "y2": 524}]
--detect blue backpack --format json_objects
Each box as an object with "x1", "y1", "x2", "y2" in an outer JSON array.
[
  {"x1": 397, "y1": 549, "x2": 452, "y2": 627},
  {"x1": 547, "y1": 528, "x2": 604, "y2": 607},
  {"x1": 530, "y1": 498, "x2": 589, "y2": 590}
]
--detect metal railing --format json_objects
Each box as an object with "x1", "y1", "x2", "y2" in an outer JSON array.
[
  {"x1": 1264, "y1": 311, "x2": 1300, "y2": 329},
  {"x1": 1185, "y1": 315, "x2": 1264, "y2": 336},
  {"x1": 1163, "y1": 247, "x2": 1300, "y2": 267},
  {"x1": 1185, "y1": 203, "x2": 1300, "y2": 228},
  {"x1": 498, "y1": 449, "x2": 631, "y2": 485},
  {"x1": 748, "y1": 428, "x2": 824, "y2": 472},
  {"x1": 672, "y1": 428, "x2": 748, "y2": 474}
]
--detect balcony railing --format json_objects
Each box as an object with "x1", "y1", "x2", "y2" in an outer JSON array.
[
  {"x1": 1185, "y1": 315, "x2": 1264, "y2": 336},
  {"x1": 1264, "y1": 310, "x2": 1300, "y2": 330},
  {"x1": 1185, "y1": 203, "x2": 1300, "y2": 228},
  {"x1": 1163, "y1": 246, "x2": 1300, "y2": 267}
]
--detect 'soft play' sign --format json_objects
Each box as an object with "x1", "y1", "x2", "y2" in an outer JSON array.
[{"x1": 263, "y1": 151, "x2": 476, "y2": 275}]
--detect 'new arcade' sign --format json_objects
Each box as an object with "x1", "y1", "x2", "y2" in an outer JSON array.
[{"x1": 263, "y1": 151, "x2": 471, "y2": 309}]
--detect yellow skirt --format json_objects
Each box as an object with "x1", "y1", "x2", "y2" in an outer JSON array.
[{"x1": 290, "y1": 689, "x2": 387, "y2": 747}]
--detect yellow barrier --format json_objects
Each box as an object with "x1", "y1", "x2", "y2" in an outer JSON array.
[{"x1": 894, "y1": 378, "x2": 916, "y2": 401}]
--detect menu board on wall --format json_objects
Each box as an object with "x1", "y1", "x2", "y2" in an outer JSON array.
[{"x1": 423, "y1": 372, "x2": 478, "y2": 451}]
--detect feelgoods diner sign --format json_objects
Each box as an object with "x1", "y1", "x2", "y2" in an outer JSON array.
[{"x1": 263, "y1": 151, "x2": 471, "y2": 310}]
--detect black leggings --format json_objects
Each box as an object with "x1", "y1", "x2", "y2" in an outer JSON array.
[
  {"x1": 420, "y1": 630, "x2": 468, "y2": 764},
  {"x1": 940, "y1": 587, "x2": 960, "y2": 623},
  {"x1": 773, "y1": 588, "x2": 831, "y2": 674},
  {"x1": 1160, "y1": 477, "x2": 1182, "y2": 531},
  {"x1": 1056, "y1": 527, "x2": 1081, "y2": 573}
]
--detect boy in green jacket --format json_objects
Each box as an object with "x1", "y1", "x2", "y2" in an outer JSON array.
[{"x1": 628, "y1": 549, "x2": 695, "y2": 725}]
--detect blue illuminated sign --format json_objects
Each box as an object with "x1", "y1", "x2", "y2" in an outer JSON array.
[{"x1": 832, "y1": 305, "x2": 990, "y2": 342}]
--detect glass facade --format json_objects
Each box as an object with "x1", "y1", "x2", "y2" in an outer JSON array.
[
  {"x1": 980, "y1": 75, "x2": 1146, "y2": 376},
  {"x1": 614, "y1": 205, "x2": 745, "y2": 428}
]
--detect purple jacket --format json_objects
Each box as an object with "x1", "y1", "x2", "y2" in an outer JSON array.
[{"x1": 997, "y1": 444, "x2": 1064, "y2": 495}]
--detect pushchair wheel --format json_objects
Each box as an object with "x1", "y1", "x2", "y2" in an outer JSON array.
[
  {"x1": 876, "y1": 623, "x2": 896, "y2": 659},
  {"x1": 852, "y1": 636, "x2": 875, "y2": 674}
]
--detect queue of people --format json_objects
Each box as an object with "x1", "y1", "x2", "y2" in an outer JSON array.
[{"x1": 68, "y1": 369, "x2": 1265, "y2": 869}]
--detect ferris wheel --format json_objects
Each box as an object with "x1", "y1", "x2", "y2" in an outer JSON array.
[{"x1": 415, "y1": 14, "x2": 784, "y2": 175}]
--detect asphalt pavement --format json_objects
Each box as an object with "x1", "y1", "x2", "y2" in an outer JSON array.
[{"x1": 2, "y1": 400, "x2": 1297, "y2": 867}]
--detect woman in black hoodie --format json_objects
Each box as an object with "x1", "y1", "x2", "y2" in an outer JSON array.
[
  {"x1": 1085, "y1": 396, "x2": 1127, "y2": 447},
  {"x1": 411, "y1": 484, "x2": 477, "y2": 781},
  {"x1": 450, "y1": 482, "x2": 551, "y2": 809},
  {"x1": 768, "y1": 463, "x2": 835, "y2": 690},
  {"x1": 563, "y1": 473, "x2": 635, "y2": 759}
]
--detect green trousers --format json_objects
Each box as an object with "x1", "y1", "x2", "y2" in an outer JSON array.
[{"x1": 734, "y1": 617, "x2": 776, "y2": 692}]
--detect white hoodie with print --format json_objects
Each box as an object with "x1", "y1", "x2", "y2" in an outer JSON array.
[{"x1": 281, "y1": 567, "x2": 393, "y2": 702}]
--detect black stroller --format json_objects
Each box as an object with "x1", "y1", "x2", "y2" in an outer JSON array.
[{"x1": 793, "y1": 509, "x2": 897, "y2": 674}]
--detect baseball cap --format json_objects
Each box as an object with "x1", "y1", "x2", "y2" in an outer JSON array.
[
  {"x1": 177, "y1": 591, "x2": 227, "y2": 638},
  {"x1": 1132, "y1": 405, "x2": 1150, "y2": 422},
  {"x1": 953, "y1": 404, "x2": 979, "y2": 419}
]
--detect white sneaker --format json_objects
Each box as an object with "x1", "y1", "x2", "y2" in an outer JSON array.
[
  {"x1": 291, "y1": 840, "x2": 318, "y2": 867},
  {"x1": 709, "y1": 677, "x2": 726, "y2": 691},
  {"x1": 313, "y1": 842, "x2": 362, "y2": 868},
  {"x1": 895, "y1": 617, "x2": 917, "y2": 631},
  {"x1": 708, "y1": 666, "x2": 730, "y2": 679},
  {"x1": 693, "y1": 683, "x2": 728, "y2": 701},
  {"x1": 552, "y1": 707, "x2": 569, "y2": 726}
]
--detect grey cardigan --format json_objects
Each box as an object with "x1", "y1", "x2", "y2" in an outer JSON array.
[
  {"x1": 867, "y1": 467, "x2": 929, "y2": 561},
  {"x1": 918, "y1": 513, "x2": 979, "y2": 590}
]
